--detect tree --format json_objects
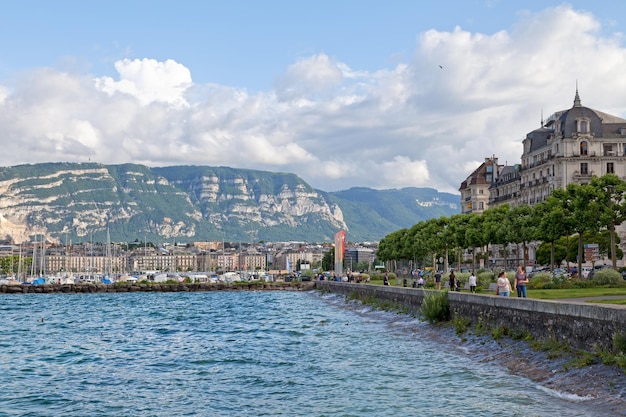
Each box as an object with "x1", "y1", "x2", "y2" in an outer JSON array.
[
  {"x1": 506, "y1": 204, "x2": 538, "y2": 268},
  {"x1": 557, "y1": 183, "x2": 603, "y2": 275},
  {"x1": 466, "y1": 213, "x2": 485, "y2": 271},
  {"x1": 534, "y1": 196, "x2": 573, "y2": 270},
  {"x1": 590, "y1": 174, "x2": 626, "y2": 270},
  {"x1": 448, "y1": 213, "x2": 472, "y2": 270},
  {"x1": 321, "y1": 249, "x2": 334, "y2": 271},
  {"x1": 481, "y1": 205, "x2": 511, "y2": 268}
]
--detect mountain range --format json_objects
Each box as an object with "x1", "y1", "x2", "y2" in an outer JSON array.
[{"x1": 0, "y1": 162, "x2": 459, "y2": 244}]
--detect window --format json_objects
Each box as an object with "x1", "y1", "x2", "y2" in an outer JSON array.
[
  {"x1": 581, "y1": 163, "x2": 588, "y2": 175},
  {"x1": 479, "y1": 189, "x2": 484, "y2": 195},
  {"x1": 580, "y1": 141, "x2": 588, "y2": 156},
  {"x1": 580, "y1": 120, "x2": 588, "y2": 133},
  {"x1": 607, "y1": 162, "x2": 615, "y2": 174},
  {"x1": 478, "y1": 202, "x2": 484, "y2": 210}
]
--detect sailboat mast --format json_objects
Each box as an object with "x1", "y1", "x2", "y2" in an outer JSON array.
[{"x1": 31, "y1": 235, "x2": 37, "y2": 277}]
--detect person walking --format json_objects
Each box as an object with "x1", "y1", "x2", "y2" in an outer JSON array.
[
  {"x1": 383, "y1": 272, "x2": 389, "y2": 286},
  {"x1": 497, "y1": 271, "x2": 511, "y2": 297},
  {"x1": 514, "y1": 265, "x2": 528, "y2": 298},
  {"x1": 468, "y1": 271, "x2": 477, "y2": 293},
  {"x1": 448, "y1": 270, "x2": 456, "y2": 291},
  {"x1": 434, "y1": 271, "x2": 442, "y2": 290}
]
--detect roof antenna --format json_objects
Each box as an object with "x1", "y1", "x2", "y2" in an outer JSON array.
[{"x1": 540, "y1": 109, "x2": 544, "y2": 127}]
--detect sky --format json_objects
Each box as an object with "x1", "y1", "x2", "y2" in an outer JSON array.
[{"x1": 1, "y1": 1, "x2": 626, "y2": 194}]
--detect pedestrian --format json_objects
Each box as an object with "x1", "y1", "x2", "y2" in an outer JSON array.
[
  {"x1": 383, "y1": 272, "x2": 389, "y2": 286},
  {"x1": 514, "y1": 265, "x2": 528, "y2": 298},
  {"x1": 417, "y1": 276, "x2": 424, "y2": 288},
  {"x1": 496, "y1": 271, "x2": 511, "y2": 297},
  {"x1": 434, "y1": 270, "x2": 442, "y2": 290},
  {"x1": 448, "y1": 270, "x2": 456, "y2": 291},
  {"x1": 468, "y1": 271, "x2": 477, "y2": 293}
]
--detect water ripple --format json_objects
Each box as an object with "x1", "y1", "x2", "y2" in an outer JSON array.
[{"x1": 0, "y1": 291, "x2": 619, "y2": 416}]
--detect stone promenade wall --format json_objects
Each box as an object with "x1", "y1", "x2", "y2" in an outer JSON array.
[
  {"x1": 316, "y1": 281, "x2": 626, "y2": 352},
  {"x1": 0, "y1": 281, "x2": 315, "y2": 294}
]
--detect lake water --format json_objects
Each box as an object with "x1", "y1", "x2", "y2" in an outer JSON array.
[{"x1": 0, "y1": 290, "x2": 616, "y2": 416}]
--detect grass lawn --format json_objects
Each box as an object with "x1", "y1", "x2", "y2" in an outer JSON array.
[
  {"x1": 369, "y1": 279, "x2": 626, "y2": 300},
  {"x1": 527, "y1": 287, "x2": 626, "y2": 300},
  {"x1": 587, "y1": 298, "x2": 626, "y2": 305}
]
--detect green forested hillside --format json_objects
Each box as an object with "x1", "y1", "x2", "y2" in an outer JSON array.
[{"x1": 0, "y1": 163, "x2": 460, "y2": 243}]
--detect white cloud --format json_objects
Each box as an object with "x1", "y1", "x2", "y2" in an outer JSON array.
[
  {"x1": 274, "y1": 54, "x2": 344, "y2": 101},
  {"x1": 1, "y1": 5, "x2": 626, "y2": 195},
  {"x1": 95, "y1": 58, "x2": 192, "y2": 108},
  {"x1": 380, "y1": 156, "x2": 431, "y2": 188}
]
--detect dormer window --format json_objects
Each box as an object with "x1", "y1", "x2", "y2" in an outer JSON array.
[
  {"x1": 580, "y1": 141, "x2": 588, "y2": 156},
  {"x1": 577, "y1": 118, "x2": 590, "y2": 134}
]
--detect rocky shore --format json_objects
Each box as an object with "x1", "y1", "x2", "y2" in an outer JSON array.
[{"x1": 0, "y1": 281, "x2": 316, "y2": 294}]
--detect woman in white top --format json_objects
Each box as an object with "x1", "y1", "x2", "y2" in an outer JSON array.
[
  {"x1": 468, "y1": 271, "x2": 477, "y2": 293},
  {"x1": 496, "y1": 271, "x2": 511, "y2": 296}
]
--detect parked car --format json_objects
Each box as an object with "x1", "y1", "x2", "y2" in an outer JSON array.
[{"x1": 551, "y1": 268, "x2": 570, "y2": 278}]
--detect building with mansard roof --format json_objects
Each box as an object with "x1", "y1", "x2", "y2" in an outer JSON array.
[
  {"x1": 463, "y1": 89, "x2": 626, "y2": 266},
  {"x1": 519, "y1": 89, "x2": 626, "y2": 206}
]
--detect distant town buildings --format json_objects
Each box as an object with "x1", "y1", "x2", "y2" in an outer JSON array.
[{"x1": 0, "y1": 239, "x2": 368, "y2": 276}]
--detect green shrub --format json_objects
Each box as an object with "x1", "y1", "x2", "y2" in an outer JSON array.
[
  {"x1": 478, "y1": 271, "x2": 494, "y2": 284},
  {"x1": 420, "y1": 290, "x2": 450, "y2": 323},
  {"x1": 592, "y1": 269, "x2": 622, "y2": 286},
  {"x1": 613, "y1": 332, "x2": 626, "y2": 354},
  {"x1": 491, "y1": 324, "x2": 508, "y2": 341},
  {"x1": 453, "y1": 316, "x2": 471, "y2": 336}
]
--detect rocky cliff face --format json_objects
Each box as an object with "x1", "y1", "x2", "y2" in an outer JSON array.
[{"x1": 0, "y1": 163, "x2": 349, "y2": 243}]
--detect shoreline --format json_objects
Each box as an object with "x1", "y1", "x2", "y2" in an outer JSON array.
[
  {"x1": 0, "y1": 281, "x2": 316, "y2": 294},
  {"x1": 470, "y1": 333, "x2": 626, "y2": 415},
  {"x1": 324, "y1": 286, "x2": 626, "y2": 415}
]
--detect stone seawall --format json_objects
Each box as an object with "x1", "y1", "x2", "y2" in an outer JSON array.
[
  {"x1": 0, "y1": 281, "x2": 316, "y2": 294},
  {"x1": 316, "y1": 281, "x2": 626, "y2": 352}
]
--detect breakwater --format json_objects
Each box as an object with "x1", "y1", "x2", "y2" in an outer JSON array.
[
  {"x1": 315, "y1": 281, "x2": 626, "y2": 352},
  {"x1": 0, "y1": 281, "x2": 315, "y2": 294}
]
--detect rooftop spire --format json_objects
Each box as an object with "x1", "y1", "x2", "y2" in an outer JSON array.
[
  {"x1": 540, "y1": 109, "x2": 544, "y2": 127},
  {"x1": 573, "y1": 81, "x2": 581, "y2": 107}
]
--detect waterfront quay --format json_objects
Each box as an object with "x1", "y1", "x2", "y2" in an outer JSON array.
[{"x1": 316, "y1": 281, "x2": 626, "y2": 352}]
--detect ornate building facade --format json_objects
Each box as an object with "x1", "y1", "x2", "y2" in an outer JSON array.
[{"x1": 479, "y1": 90, "x2": 626, "y2": 209}]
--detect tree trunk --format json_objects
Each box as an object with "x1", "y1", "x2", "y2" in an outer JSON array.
[
  {"x1": 577, "y1": 234, "x2": 583, "y2": 278},
  {"x1": 611, "y1": 221, "x2": 617, "y2": 270}
]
